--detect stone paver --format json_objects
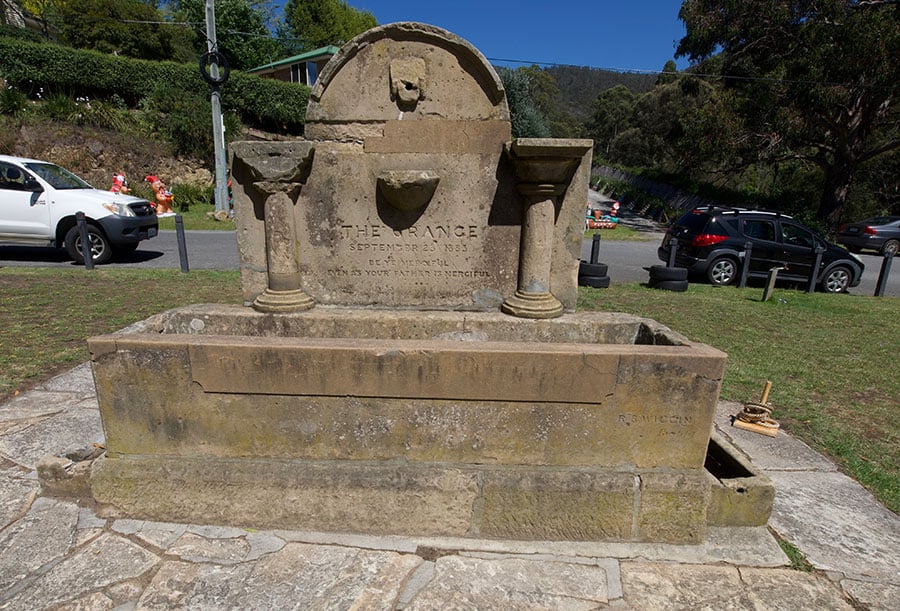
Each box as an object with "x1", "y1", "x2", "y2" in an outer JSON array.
[{"x1": 405, "y1": 555, "x2": 608, "y2": 610}]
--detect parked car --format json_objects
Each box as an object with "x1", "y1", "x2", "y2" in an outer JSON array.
[
  {"x1": 0, "y1": 155, "x2": 158, "y2": 264},
  {"x1": 837, "y1": 216, "x2": 900, "y2": 256},
  {"x1": 658, "y1": 207, "x2": 864, "y2": 293}
]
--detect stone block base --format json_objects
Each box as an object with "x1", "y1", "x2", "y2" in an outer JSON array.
[{"x1": 91, "y1": 456, "x2": 711, "y2": 544}]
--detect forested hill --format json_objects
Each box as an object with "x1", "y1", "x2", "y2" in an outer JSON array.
[{"x1": 546, "y1": 65, "x2": 656, "y2": 122}]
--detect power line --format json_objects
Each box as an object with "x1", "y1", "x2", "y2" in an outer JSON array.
[{"x1": 56, "y1": 18, "x2": 900, "y2": 90}]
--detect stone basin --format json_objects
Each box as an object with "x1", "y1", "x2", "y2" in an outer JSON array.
[{"x1": 89, "y1": 305, "x2": 728, "y2": 544}]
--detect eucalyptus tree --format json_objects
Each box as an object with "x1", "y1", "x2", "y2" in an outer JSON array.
[
  {"x1": 677, "y1": 0, "x2": 900, "y2": 227},
  {"x1": 283, "y1": 0, "x2": 376, "y2": 51}
]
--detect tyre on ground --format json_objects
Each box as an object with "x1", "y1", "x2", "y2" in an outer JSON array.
[
  {"x1": 579, "y1": 261, "x2": 609, "y2": 277},
  {"x1": 649, "y1": 279, "x2": 689, "y2": 292},
  {"x1": 647, "y1": 265, "x2": 688, "y2": 282},
  {"x1": 579, "y1": 275, "x2": 611, "y2": 289}
]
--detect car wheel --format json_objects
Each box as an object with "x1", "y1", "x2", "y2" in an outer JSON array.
[
  {"x1": 706, "y1": 257, "x2": 738, "y2": 286},
  {"x1": 881, "y1": 240, "x2": 899, "y2": 257},
  {"x1": 821, "y1": 266, "x2": 851, "y2": 293},
  {"x1": 64, "y1": 224, "x2": 112, "y2": 265}
]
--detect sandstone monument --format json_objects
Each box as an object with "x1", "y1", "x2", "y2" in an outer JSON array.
[{"x1": 88, "y1": 23, "x2": 772, "y2": 544}]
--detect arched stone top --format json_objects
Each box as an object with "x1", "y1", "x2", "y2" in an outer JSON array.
[{"x1": 306, "y1": 22, "x2": 510, "y2": 127}]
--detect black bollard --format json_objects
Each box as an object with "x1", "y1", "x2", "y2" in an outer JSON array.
[
  {"x1": 590, "y1": 233, "x2": 601, "y2": 264},
  {"x1": 874, "y1": 253, "x2": 893, "y2": 297},
  {"x1": 738, "y1": 241, "x2": 752, "y2": 288},
  {"x1": 175, "y1": 214, "x2": 190, "y2": 273},
  {"x1": 667, "y1": 239, "x2": 678, "y2": 267},
  {"x1": 75, "y1": 211, "x2": 94, "y2": 270},
  {"x1": 807, "y1": 246, "x2": 825, "y2": 293}
]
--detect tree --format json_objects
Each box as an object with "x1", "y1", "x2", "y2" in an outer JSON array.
[
  {"x1": 56, "y1": 0, "x2": 187, "y2": 60},
  {"x1": 498, "y1": 67, "x2": 550, "y2": 139},
  {"x1": 586, "y1": 85, "x2": 636, "y2": 159},
  {"x1": 517, "y1": 65, "x2": 581, "y2": 138},
  {"x1": 20, "y1": 0, "x2": 65, "y2": 38},
  {"x1": 677, "y1": 0, "x2": 900, "y2": 228},
  {"x1": 174, "y1": 0, "x2": 283, "y2": 71},
  {"x1": 283, "y1": 0, "x2": 375, "y2": 51}
]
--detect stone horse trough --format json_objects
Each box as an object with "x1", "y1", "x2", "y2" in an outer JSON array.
[{"x1": 88, "y1": 23, "x2": 772, "y2": 545}]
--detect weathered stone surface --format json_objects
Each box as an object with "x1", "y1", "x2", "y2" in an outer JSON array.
[
  {"x1": 621, "y1": 562, "x2": 853, "y2": 609},
  {"x1": 738, "y1": 567, "x2": 856, "y2": 610},
  {"x1": 714, "y1": 400, "x2": 839, "y2": 472},
  {"x1": 306, "y1": 23, "x2": 507, "y2": 124},
  {"x1": 136, "y1": 543, "x2": 421, "y2": 610},
  {"x1": 37, "y1": 454, "x2": 94, "y2": 498},
  {"x1": 0, "y1": 498, "x2": 79, "y2": 593},
  {"x1": 92, "y1": 456, "x2": 480, "y2": 536},
  {"x1": 233, "y1": 22, "x2": 592, "y2": 311},
  {"x1": 0, "y1": 390, "x2": 71, "y2": 422},
  {"x1": 168, "y1": 532, "x2": 251, "y2": 565},
  {"x1": 0, "y1": 466, "x2": 38, "y2": 530},
  {"x1": 0, "y1": 399, "x2": 102, "y2": 468},
  {"x1": 2, "y1": 533, "x2": 158, "y2": 609},
  {"x1": 767, "y1": 470, "x2": 900, "y2": 581},
  {"x1": 705, "y1": 433, "x2": 775, "y2": 527},
  {"x1": 636, "y1": 472, "x2": 710, "y2": 544},
  {"x1": 37, "y1": 362, "x2": 96, "y2": 395},
  {"x1": 405, "y1": 555, "x2": 608, "y2": 609},
  {"x1": 91, "y1": 322, "x2": 723, "y2": 472},
  {"x1": 479, "y1": 470, "x2": 635, "y2": 540},
  {"x1": 841, "y1": 579, "x2": 900, "y2": 610}
]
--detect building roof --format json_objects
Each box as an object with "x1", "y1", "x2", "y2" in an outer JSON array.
[{"x1": 246, "y1": 46, "x2": 341, "y2": 74}]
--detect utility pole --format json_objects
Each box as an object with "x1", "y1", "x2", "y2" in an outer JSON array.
[{"x1": 205, "y1": 0, "x2": 230, "y2": 216}]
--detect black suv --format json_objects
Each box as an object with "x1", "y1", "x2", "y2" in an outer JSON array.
[{"x1": 658, "y1": 208, "x2": 864, "y2": 293}]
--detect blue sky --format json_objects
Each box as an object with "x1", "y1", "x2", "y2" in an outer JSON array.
[{"x1": 276, "y1": 1, "x2": 690, "y2": 73}]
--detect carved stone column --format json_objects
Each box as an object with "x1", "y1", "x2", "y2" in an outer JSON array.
[
  {"x1": 230, "y1": 142, "x2": 316, "y2": 313},
  {"x1": 501, "y1": 138, "x2": 593, "y2": 319}
]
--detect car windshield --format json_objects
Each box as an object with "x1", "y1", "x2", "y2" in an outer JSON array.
[{"x1": 23, "y1": 162, "x2": 94, "y2": 190}]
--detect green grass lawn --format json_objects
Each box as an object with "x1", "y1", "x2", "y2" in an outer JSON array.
[{"x1": 1, "y1": 268, "x2": 896, "y2": 514}]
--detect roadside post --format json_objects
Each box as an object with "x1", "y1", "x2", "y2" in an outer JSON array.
[
  {"x1": 738, "y1": 241, "x2": 752, "y2": 288},
  {"x1": 875, "y1": 253, "x2": 893, "y2": 297},
  {"x1": 806, "y1": 246, "x2": 825, "y2": 293},
  {"x1": 666, "y1": 239, "x2": 678, "y2": 267},
  {"x1": 761, "y1": 266, "x2": 786, "y2": 302},
  {"x1": 201, "y1": 0, "x2": 231, "y2": 218},
  {"x1": 590, "y1": 233, "x2": 601, "y2": 264},
  {"x1": 175, "y1": 214, "x2": 190, "y2": 273},
  {"x1": 75, "y1": 211, "x2": 93, "y2": 270}
]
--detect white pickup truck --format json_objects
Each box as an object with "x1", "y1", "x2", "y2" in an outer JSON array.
[{"x1": 0, "y1": 155, "x2": 158, "y2": 264}]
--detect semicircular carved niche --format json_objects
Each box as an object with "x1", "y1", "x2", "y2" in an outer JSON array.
[{"x1": 305, "y1": 22, "x2": 509, "y2": 131}]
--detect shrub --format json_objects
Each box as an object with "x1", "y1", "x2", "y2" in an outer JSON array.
[
  {"x1": 0, "y1": 37, "x2": 309, "y2": 132},
  {"x1": 0, "y1": 83, "x2": 28, "y2": 117},
  {"x1": 171, "y1": 182, "x2": 214, "y2": 212}
]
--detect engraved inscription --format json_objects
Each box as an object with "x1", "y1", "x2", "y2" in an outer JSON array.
[
  {"x1": 333, "y1": 222, "x2": 492, "y2": 285},
  {"x1": 618, "y1": 413, "x2": 694, "y2": 426}
]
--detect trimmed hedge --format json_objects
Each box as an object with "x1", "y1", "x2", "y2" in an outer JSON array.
[{"x1": 0, "y1": 37, "x2": 309, "y2": 132}]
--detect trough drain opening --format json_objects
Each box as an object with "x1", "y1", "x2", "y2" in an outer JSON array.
[{"x1": 705, "y1": 438, "x2": 753, "y2": 481}]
